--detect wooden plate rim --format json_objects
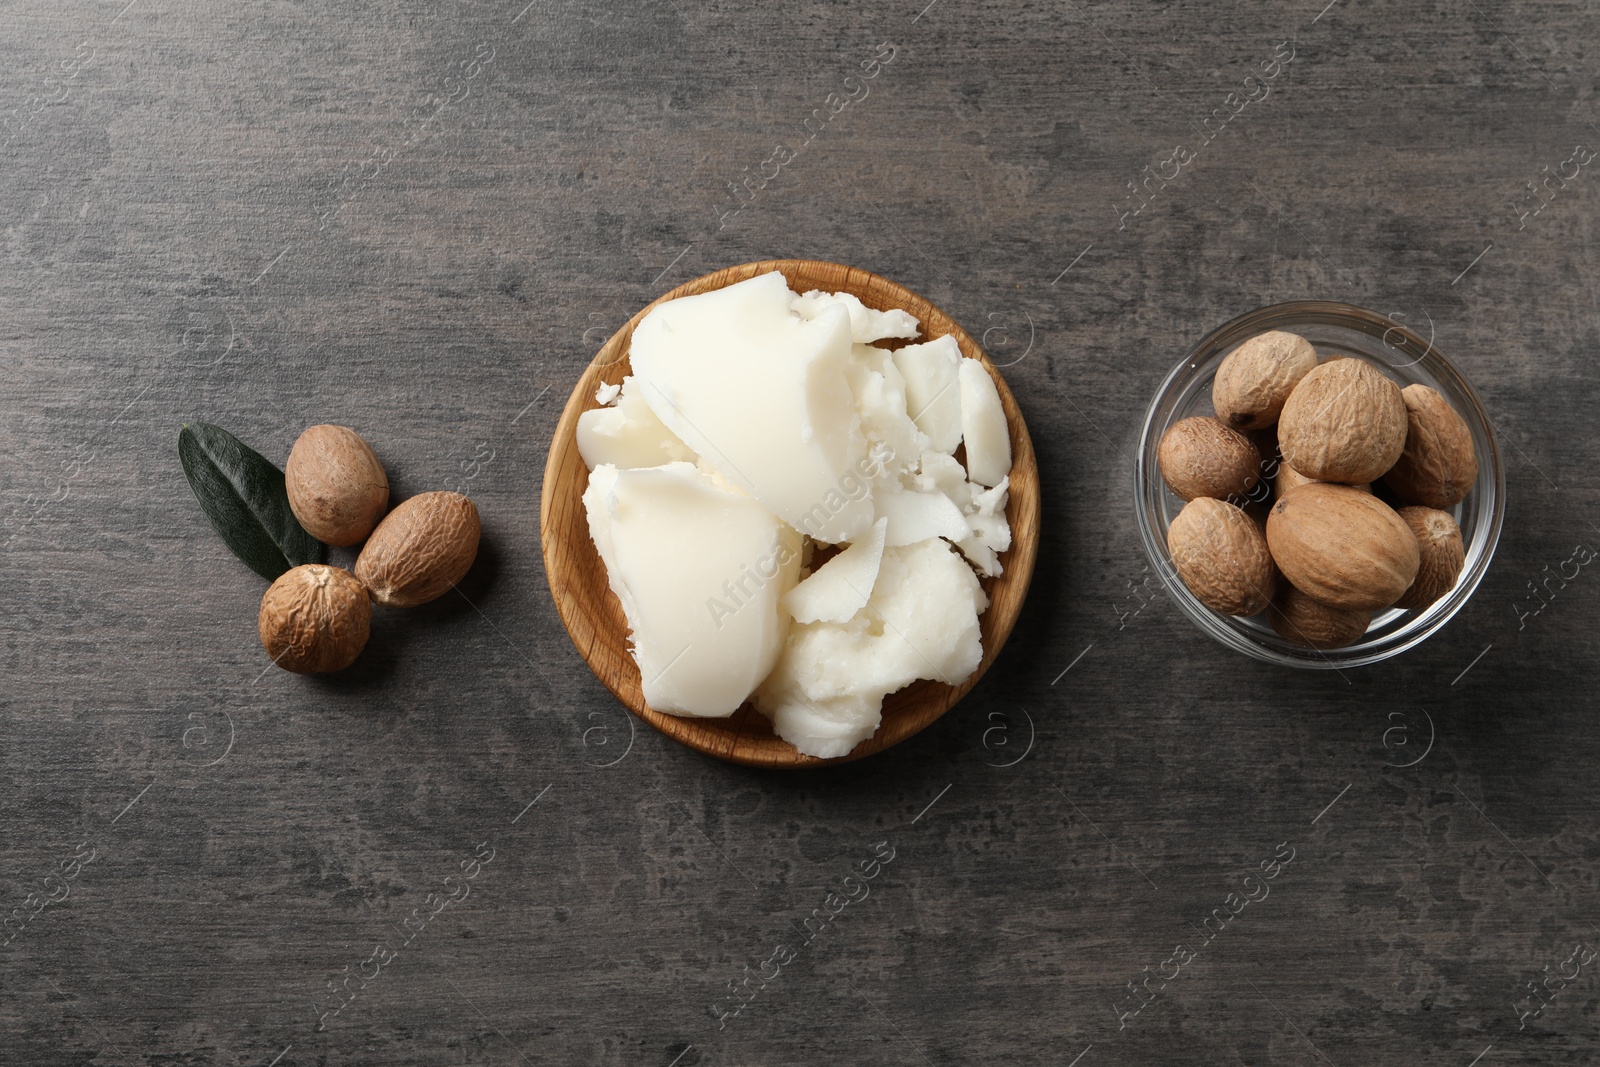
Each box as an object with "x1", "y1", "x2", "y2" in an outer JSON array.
[{"x1": 539, "y1": 259, "x2": 1040, "y2": 768}]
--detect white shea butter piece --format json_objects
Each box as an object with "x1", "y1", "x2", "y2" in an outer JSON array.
[
  {"x1": 849, "y1": 343, "x2": 926, "y2": 480},
  {"x1": 793, "y1": 290, "x2": 920, "y2": 343},
  {"x1": 955, "y1": 477, "x2": 1011, "y2": 577},
  {"x1": 578, "y1": 273, "x2": 1014, "y2": 759},
  {"x1": 972, "y1": 476, "x2": 1009, "y2": 517},
  {"x1": 955, "y1": 538, "x2": 999, "y2": 577},
  {"x1": 958, "y1": 358, "x2": 1011, "y2": 487},
  {"x1": 913, "y1": 449, "x2": 970, "y2": 507},
  {"x1": 784, "y1": 517, "x2": 887, "y2": 625},
  {"x1": 954, "y1": 477, "x2": 1011, "y2": 577},
  {"x1": 759, "y1": 689, "x2": 884, "y2": 762},
  {"x1": 576, "y1": 376, "x2": 697, "y2": 471},
  {"x1": 583, "y1": 462, "x2": 800, "y2": 717},
  {"x1": 755, "y1": 538, "x2": 989, "y2": 758},
  {"x1": 875, "y1": 485, "x2": 969, "y2": 547},
  {"x1": 631, "y1": 271, "x2": 874, "y2": 544},
  {"x1": 893, "y1": 335, "x2": 963, "y2": 453}
]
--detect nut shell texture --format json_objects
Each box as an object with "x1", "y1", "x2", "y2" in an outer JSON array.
[
  {"x1": 1158, "y1": 417, "x2": 1260, "y2": 502},
  {"x1": 1278, "y1": 358, "x2": 1407, "y2": 484},
  {"x1": 1213, "y1": 330, "x2": 1318, "y2": 430},
  {"x1": 355, "y1": 491, "x2": 481, "y2": 607},
  {"x1": 1268, "y1": 586, "x2": 1370, "y2": 649},
  {"x1": 1383, "y1": 385, "x2": 1478, "y2": 508},
  {"x1": 1266, "y1": 483, "x2": 1420, "y2": 610},
  {"x1": 1274, "y1": 461, "x2": 1319, "y2": 496},
  {"x1": 286, "y1": 424, "x2": 389, "y2": 546},
  {"x1": 1167, "y1": 497, "x2": 1276, "y2": 616},
  {"x1": 1275, "y1": 462, "x2": 1370, "y2": 497},
  {"x1": 258, "y1": 564, "x2": 371, "y2": 673},
  {"x1": 1393, "y1": 506, "x2": 1465, "y2": 610}
]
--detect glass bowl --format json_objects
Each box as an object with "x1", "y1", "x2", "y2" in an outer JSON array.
[{"x1": 1135, "y1": 301, "x2": 1505, "y2": 668}]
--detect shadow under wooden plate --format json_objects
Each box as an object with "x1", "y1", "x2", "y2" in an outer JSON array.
[{"x1": 539, "y1": 260, "x2": 1040, "y2": 768}]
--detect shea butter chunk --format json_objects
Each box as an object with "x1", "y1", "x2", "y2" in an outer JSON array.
[
  {"x1": 631, "y1": 272, "x2": 874, "y2": 543},
  {"x1": 755, "y1": 538, "x2": 988, "y2": 758},
  {"x1": 577, "y1": 376, "x2": 697, "y2": 470},
  {"x1": 875, "y1": 485, "x2": 969, "y2": 547},
  {"x1": 912, "y1": 449, "x2": 970, "y2": 506},
  {"x1": 959, "y1": 358, "x2": 1011, "y2": 487},
  {"x1": 848, "y1": 343, "x2": 927, "y2": 479},
  {"x1": 955, "y1": 476, "x2": 1011, "y2": 577},
  {"x1": 583, "y1": 462, "x2": 800, "y2": 716},
  {"x1": 783, "y1": 517, "x2": 887, "y2": 625},
  {"x1": 893, "y1": 335, "x2": 964, "y2": 453},
  {"x1": 792, "y1": 289, "x2": 920, "y2": 343}
]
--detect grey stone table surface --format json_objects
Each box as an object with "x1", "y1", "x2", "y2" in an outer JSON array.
[{"x1": 3, "y1": 0, "x2": 1598, "y2": 1064}]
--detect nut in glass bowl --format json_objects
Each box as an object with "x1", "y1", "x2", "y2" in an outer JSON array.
[{"x1": 1135, "y1": 301, "x2": 1506, "y2": 668}]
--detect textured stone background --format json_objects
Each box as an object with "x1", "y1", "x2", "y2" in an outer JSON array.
[{"x1": 3, "y1": 0, "x2": 1598, "y2": 1064}]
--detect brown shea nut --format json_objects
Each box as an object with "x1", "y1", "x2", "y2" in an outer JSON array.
[
  {"x1": 355, "y1": 491, "x2": 481, "y2": 607},
  {"x1": 1158, "y1": 416, "x2": 1260, "y2": 502},
  {"x1": 1266, "y1": 483, "x2": 1420, "y2": 610},
  {"x1": 1274, "y1": 461, "x2": 1370, "y2": 497},
  {"x1": 1278, "y1": 358, "x2": 1408, "y2": 484},
  {"x1": 1383, "y1": 384, "x2": 1478, "y2": 508},
  {"x1": 1167, "y1": 497, "x2": 1276, "y2": 616},
  {"x1": 286, "y1": 424, "x2": 389, "y2": 546},
  {"x1": 1268, "y1": 586, "x2": 1371, "y2": 649},
  {"x1": 1212, "y1": 330, "x2": 1318, "y2": 430},
  {"x1": 1275, "y1": 461, "x2": 1319, "y2": 496},
  {"x1": 258, "y1": 564, "x2": 371, "y2": 673},
  {"x1": 1394, "y1": 506, "x2": 1465, "y2": 611}
]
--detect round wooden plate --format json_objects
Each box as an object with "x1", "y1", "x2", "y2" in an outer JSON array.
[{"x1": 539, "y1": 260, "x2": 1040, "y2": 768}]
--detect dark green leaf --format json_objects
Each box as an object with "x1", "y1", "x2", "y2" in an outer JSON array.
[{"x1": 178, "y1": 421, "x2": 325, "y2": 581}]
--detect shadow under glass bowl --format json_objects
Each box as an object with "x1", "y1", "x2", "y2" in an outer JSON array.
[{"x1": 1135, "y1": 301, "x2": 1506, "y2": 669}]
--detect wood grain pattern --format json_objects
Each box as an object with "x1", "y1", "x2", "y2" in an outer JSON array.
[{"x1": 541, "y1": 260, "x2": 1040, "y2": 767}]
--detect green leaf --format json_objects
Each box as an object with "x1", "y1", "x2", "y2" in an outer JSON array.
[{"x1": 178, "y1": 421, "x2": 325, "y2": 581}]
